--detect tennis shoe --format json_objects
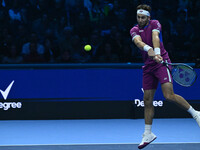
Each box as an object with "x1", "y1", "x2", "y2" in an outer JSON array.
[
  {"x1": 138, "y1": 132, "x2": 157, "y2": 149},
  {"x1": 193, "y1": 111, "x2": 200, "y2": 127}
]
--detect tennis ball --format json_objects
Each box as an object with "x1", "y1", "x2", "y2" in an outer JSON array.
[{"x1": 84, "y1": 45, "x2": 92, "y2": 51}]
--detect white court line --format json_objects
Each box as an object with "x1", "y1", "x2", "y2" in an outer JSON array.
[{"x1": 0, "y1": 142, "x2": 200, "y2": 147}]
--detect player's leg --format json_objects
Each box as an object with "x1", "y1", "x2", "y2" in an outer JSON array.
[
  {"x1": 157, "y1": 63, "x2": 200, "y2": 127},
  {"x1": 138, "y1": 89, "x2": 157, "y2": 149},
  {"x1": 155, "y1": 62, "x2": 196, "y2": 113},
  {"x1": 161, "y1": 82, "x2": 190, "y2": 110},
  {"x1": 138, "y1": 69, "x2": 158, "y2": 149},
  {"x1": 161, "y1": 82, "x2": 200, "y2": 127},
  {"x1": 144, "y1": 89, "x2": 156, "y2": 125}
]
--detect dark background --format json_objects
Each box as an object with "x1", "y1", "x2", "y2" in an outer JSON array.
[{"x1": 0, "y1": 0, "x2": 199, "y2": 66}]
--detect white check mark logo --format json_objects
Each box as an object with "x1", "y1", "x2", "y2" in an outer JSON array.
[{"x1": 0, "y1": 80, "x2": 15, "y2": 100}]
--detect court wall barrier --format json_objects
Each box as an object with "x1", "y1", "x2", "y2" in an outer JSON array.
[{"x1": 0, "y1": 63, "x2": 199, "y2": 120}]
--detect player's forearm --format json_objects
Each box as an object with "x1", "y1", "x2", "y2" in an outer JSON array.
[
  {"x1": 152, "y1": 35, "x2": 161, "y2": 55},
  {"x1": 152, "y1": 35, "x2": 160, "y2": 49},
  {"x1": 134, "y1": 40, "x2": 146, "y2": 50},
  {"x1": 136, "y1": 42, "x2": 154, "y2": 56}
]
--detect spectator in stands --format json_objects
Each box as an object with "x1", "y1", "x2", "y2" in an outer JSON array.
[
  {"x1": 22, "y1": 42, "x2": 46, "y2": 63},
  {"x1": 58, "y1": 26, "x2": 74, "y2": 54},
  {"x1": 73, "y1": 11, "x2": 91, "y2": 39},
  {"x1": 177, "y1": 0, "x2": 192, "y2": 12},
  {"x1": 15, "y1": 24, "x2": 28, "y2": 49},
  {"x1": 0, "y1": 5, "x2": 8, "y2": 29},
  {"x1": 31, "y1": 14, "x2": 50, "y2": 39},
  {"x1": 21, "y1": 33, "x2": 46, "y2": 63},
  {"x1": 1, "y1": 34, "x2": 13, "y2": 57},
  {"x1": 8, "y1": 0, "x2": 22, "y2": 22},
  {"x1": 172, "y1": 9, "x2": 194, "y2": 61},
  {"x1": 95, "y1": 40, "x2": 119, "y2": 63},
  {"x1": 57, "y1": 49, "x2": 73, "y2": 63},
  {"x1": 88, "y1": 30, "x2": 101, "y2": 57},
  {"x1": 88, "y1": 0, "x2": 104, "y2": 25},
  {"x1": 2, "y1": 44, "x2": 23, "y2": 64},
  {"x1": 43, "y1": 38, "x2": 58, "y2": 63},
  {"x1": 119, "y1": 41, "x2": 134, "y2": 63},
  {"x1": 0, "y1": 0, "x2": 199, "y2": 65}
]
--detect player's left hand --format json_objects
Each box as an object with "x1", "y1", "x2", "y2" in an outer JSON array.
[{"x1": 153, "y1": 55, "x2": 163, "y2": 63}]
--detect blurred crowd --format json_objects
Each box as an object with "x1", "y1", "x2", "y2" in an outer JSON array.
[{"x1": 0, "y1": 0, "x2": 200, "y2": 66}]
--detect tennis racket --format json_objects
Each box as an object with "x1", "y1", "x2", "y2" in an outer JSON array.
[{"x1": 161, "y1": 61, "x2": 197, "y2": 87}]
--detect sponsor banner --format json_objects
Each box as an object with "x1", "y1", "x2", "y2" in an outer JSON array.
[
  {"x1": 134, "y1": 99, "x2": 163, "y2": 107},
  {"x1": 0, "y1": 68, "x2": 199, "y2": 112},
  {"x1": 0, "y1": 102, "x2": 22, "y2": 110},
  {"x1": 0, "y1": 80, "x2": 22, "y2": 111}
]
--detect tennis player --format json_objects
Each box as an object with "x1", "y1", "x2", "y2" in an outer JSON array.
[{"x1": 130, "y1": 4, "x2": 200, "y2": 149}]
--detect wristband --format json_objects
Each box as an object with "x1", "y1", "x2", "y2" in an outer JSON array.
[
  {"x1": 143, "y1": 45, "x2": 152, "y2": 52},
  {"x1": 154, "y1": 48, "x2": 161, "y2": 55}
]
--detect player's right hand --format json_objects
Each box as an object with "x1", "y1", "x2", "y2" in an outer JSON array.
[
  {"x1": 147, "y1": 48, "x2": 155, "y2": 59},
  {"x1": 153, "y1": 55, "x2": 163, "y2": 63}
]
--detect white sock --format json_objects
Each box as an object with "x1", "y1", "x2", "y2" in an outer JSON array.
[
  {"x1": 144, "y1": 124, "x2": 152, "y2": 134},
  {"x1": 187, "y1": 106, "x2": 197, "y2": 118}
]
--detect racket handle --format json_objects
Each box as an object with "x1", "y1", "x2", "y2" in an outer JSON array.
[{"x1": 161, "y1": 61, "x2": 167, "y2": 65}]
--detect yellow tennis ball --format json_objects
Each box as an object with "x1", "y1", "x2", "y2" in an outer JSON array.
[{"x1": 84, "y1": 45, "x2": 92, "y2": 51}]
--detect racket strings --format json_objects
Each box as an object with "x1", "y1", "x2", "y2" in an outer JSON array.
[{"x1": 172, "y1": 65, "x2": 196, "y2": 86}]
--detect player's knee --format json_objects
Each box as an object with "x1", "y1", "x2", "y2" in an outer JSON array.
[
  {"x1": 144, "y1": 98, "x2": 153, "y2": 107},
  {"x1": 164, "y1": 93, "x2": 175, "y2": 102},
  {"x1": 143, "y1": 91, "x2": 154, "y2": 107}
]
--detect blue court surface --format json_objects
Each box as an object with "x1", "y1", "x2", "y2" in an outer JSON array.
[{"x1": 0, "y1": 118, "x2": 199, "y2": 150}]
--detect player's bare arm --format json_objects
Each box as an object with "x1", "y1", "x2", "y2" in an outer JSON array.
[
  {"x1": 152, "y1": 31, "x2": 163, "y2": 63},
  {"x1": 133, "y1": 36, "x2": 155, "y2": 59}
]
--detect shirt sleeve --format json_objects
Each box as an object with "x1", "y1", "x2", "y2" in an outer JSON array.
[
  {"x1": 130, "y1": 27, "x2": 140, "y2": 41},
  {"x1": 151, "y1": 20, "x2": 161, "y2": 33}
]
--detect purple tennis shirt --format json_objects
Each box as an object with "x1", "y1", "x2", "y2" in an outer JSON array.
[
  {"x1": 130, "y1": 20, "x2": 172, "y2": 89},
  {"x1": 130, "y1": 20, "x2": 169, "y2": 66}
]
